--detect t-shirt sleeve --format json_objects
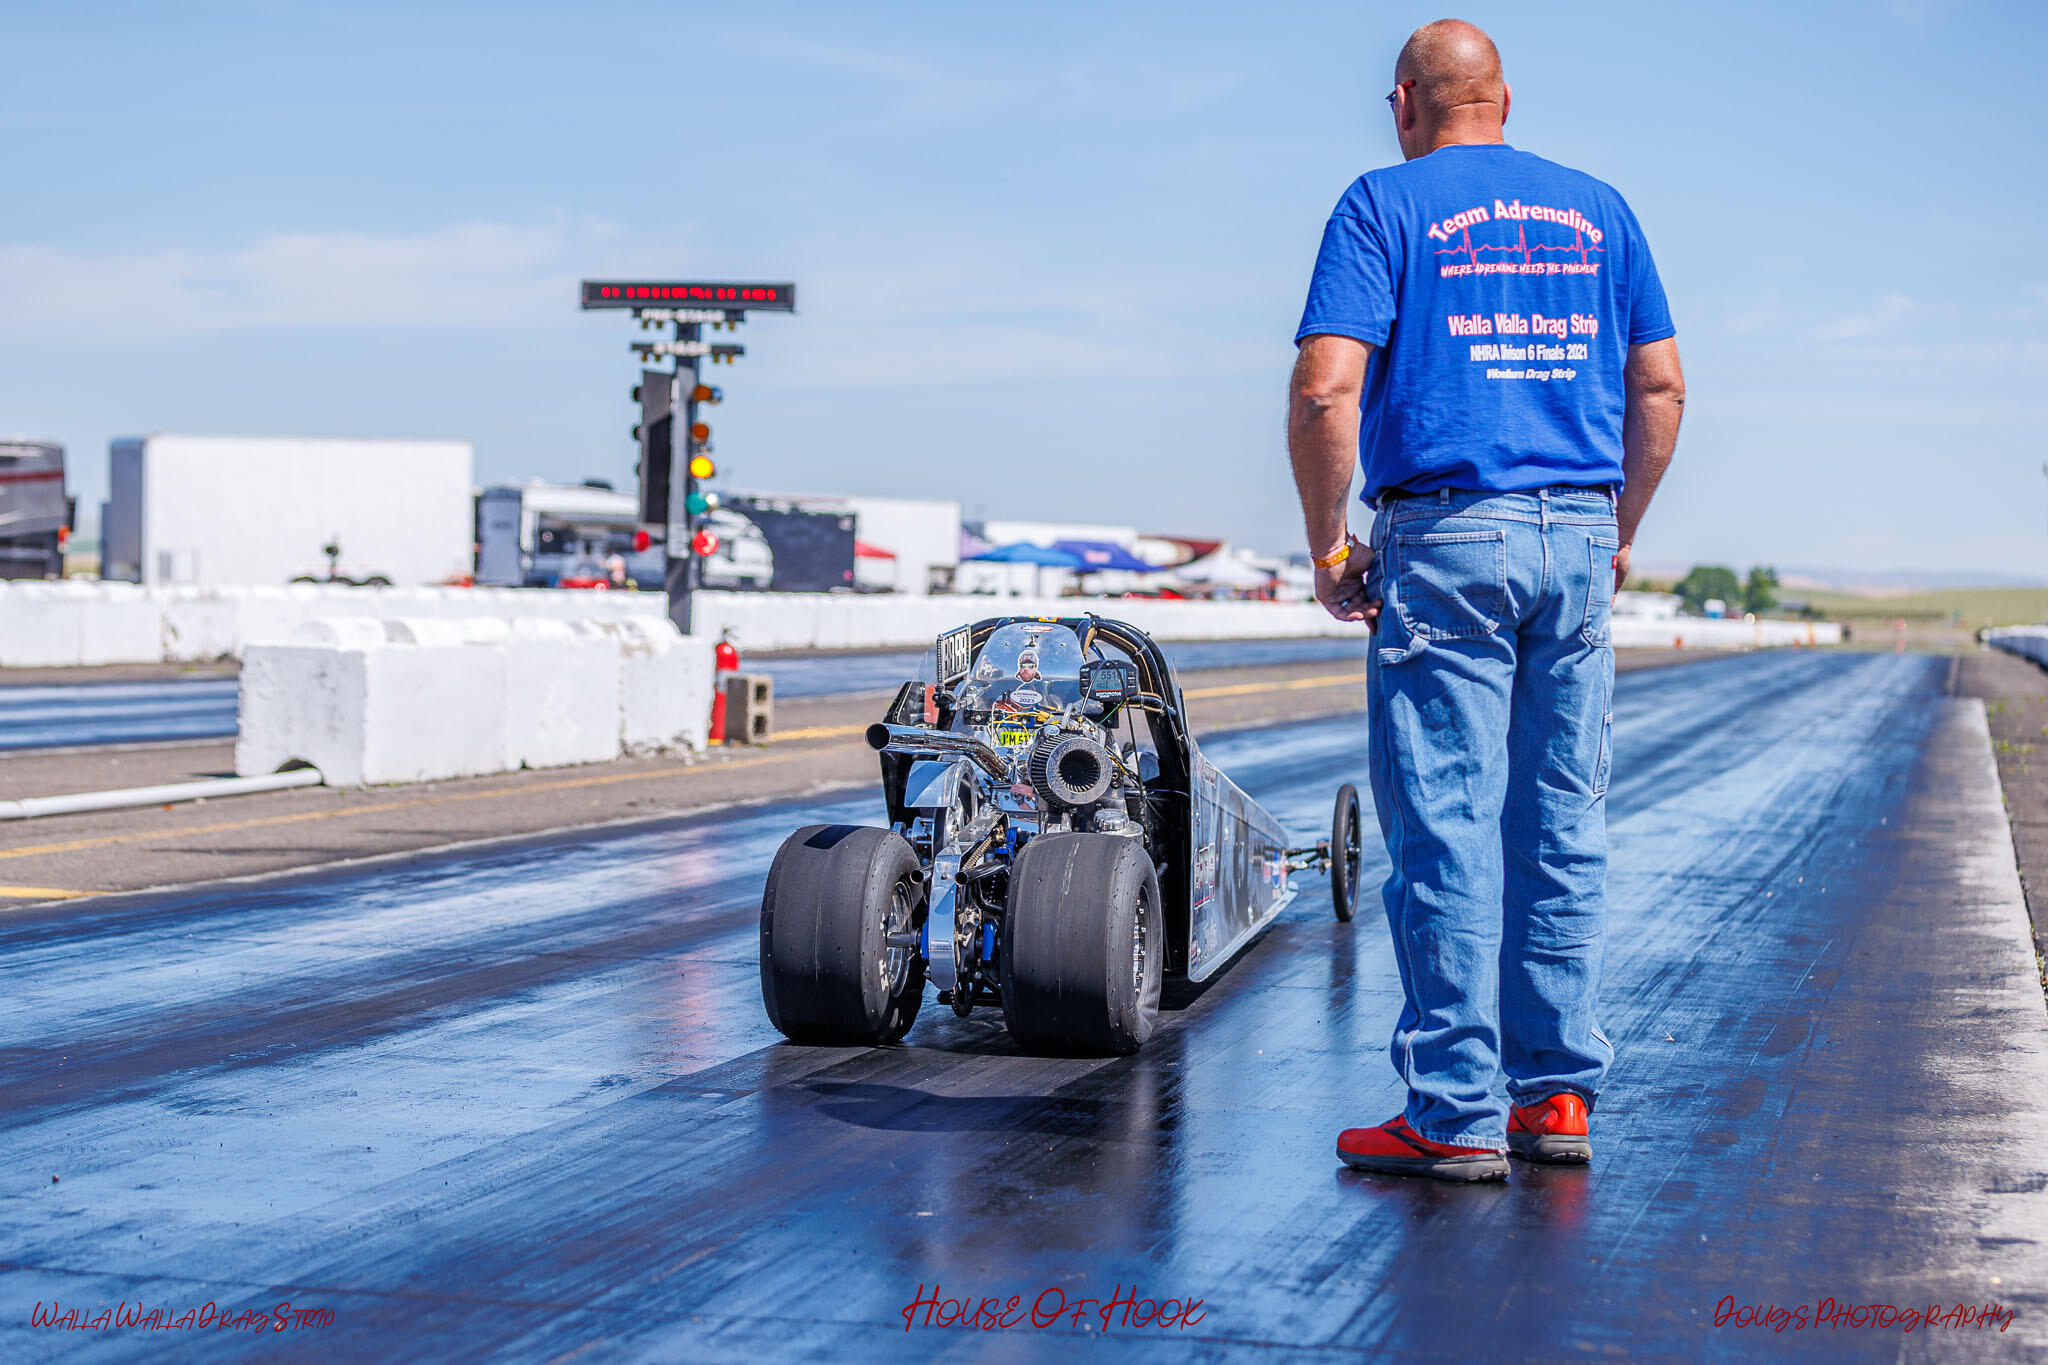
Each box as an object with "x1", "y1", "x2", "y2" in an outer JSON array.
[
  {"x1": 1296, "y1": 187, "x2": 1396, "y2": 347},
  {"x1": 1622, "y1": 204, "x2": 1676, "y2": 345}
]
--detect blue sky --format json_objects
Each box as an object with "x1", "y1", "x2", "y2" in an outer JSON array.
[{"x1": 2, "y1": 0, "x2": 2043, "y2": 580}]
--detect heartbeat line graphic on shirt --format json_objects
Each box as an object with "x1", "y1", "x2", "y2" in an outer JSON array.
[{"x1": 1433, "y1": 223, "x2": 1605, "y2": 265}]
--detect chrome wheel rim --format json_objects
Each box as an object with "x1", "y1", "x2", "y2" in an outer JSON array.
[{"x1": 881, "y1": 877, "x2": 914, "y2": 997}]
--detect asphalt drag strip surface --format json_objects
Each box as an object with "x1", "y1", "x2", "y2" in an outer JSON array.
[
  {"x1": 1, "y1": 652, "x2": 2044, "y2": 1360},
  {"x1": 0, "y1": 678, "x2": 240, "y2": 752}
]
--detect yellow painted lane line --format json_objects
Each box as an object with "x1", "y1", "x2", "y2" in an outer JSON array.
[
  {"x1": 771, "y1": 724, "x2": 868, "y2": 741},
  {"x1": 0, "y1": 885, "x2": 92, "y2": 900},
  {"x1": 1183, "y1": 671, "x2": 1361, "y2": 700}
]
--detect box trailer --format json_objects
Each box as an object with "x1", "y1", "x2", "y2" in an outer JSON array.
[
  {"x1": 104, "y1": 435, "x2": 473, "y2": 587},
  {"x1": 474, "y1": 480, "x2": 663, "y2": 588},
  {"x1": 0, "y1": 439, "x2": 70, "y2": 579}
]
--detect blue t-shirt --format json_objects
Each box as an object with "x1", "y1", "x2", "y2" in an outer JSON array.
[{"x1": 1296, "y1": 143, "x2": 1673, "y2": 503}]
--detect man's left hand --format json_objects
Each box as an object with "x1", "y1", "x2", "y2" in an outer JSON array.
[{"x1": 1314, "y1": 543, "x2": 1379, "y2": 628}]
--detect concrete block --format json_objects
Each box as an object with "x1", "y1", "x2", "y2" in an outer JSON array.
[
  {"x1": 237, "y1": 616, "x2": 509, "y2": 786},
  {"x1": 504, "y1": 618, "x2": 621, "y2": 770},
  {"x1": 611, "y1": 617, "x2": 716, "y2": 754},
  {"x1": 725, "y1": 673, "x2": 774, "y2": 744},
  {"x1": 235, "y1": 620, "x2": 378, "y2": 784}
]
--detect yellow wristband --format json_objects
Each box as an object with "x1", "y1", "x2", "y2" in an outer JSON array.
[{"x1": 1311, "y1": 541, "x2": 1351, "y2": 569}]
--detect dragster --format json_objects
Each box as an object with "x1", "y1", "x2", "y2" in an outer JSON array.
[{"x1": 759, "y1": 615, "x2": 1362, "y2": 1055}]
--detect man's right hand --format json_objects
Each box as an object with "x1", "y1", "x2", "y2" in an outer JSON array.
[
  {"x1": 1613, "y1": 542, "x2": 1631, "y2": 594},
  {"x1": 1314, "y1": 542, "x2": 1380, "y2": 628}
]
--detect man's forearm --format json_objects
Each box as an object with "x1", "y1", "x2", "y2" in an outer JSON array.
[
  {"x1": 1615, "y1": 339, "x2": 1686, "y2": 547},
  {"x1": 1287, "y1": 338, "x2": 1372, "y2": 557}
]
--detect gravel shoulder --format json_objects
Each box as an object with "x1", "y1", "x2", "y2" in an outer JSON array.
[{"x1": 1956, "y1": 645, "x2": 2048, "y2": 985}]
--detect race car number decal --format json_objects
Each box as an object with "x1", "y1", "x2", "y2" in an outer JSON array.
[{"x1": 994, "y1": 726, "x2": 1033, "y2": 748}]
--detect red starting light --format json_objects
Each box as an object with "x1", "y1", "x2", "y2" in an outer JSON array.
[
  {"x1": 692, "y1": 528, "x2": 719, "y2": 558},
  {"x1": 632, "y1": 528, "x2": 652, "y2": 553}
]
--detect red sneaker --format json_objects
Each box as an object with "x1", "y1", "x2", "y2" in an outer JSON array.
[
  {"x1": 1336, "y1": 1115, "x2": 1508, "y2": 1182},
  {"x1": 1507, "y1": 1093, "x2": 1592, "y2": 1164}
]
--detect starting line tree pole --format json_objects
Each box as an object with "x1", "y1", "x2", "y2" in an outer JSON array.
[
  {"x1": 578, "y1": 280, "x2": 798, "y2": 636},
  {"x1": 666, "y1": 318, "x2": 701, "y2": 633}
]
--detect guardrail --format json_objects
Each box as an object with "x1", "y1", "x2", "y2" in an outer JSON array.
[{"x1": 1984, "y1": 625, "x2": 2048, "y2": 668}]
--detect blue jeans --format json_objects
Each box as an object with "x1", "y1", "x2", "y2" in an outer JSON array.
[{"x1": 1363, "y1": 486, "x2": 1618, "y2": 1150}]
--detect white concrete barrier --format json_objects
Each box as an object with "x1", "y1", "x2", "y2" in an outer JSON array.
[
  {"x1": 237, "y1": 615, "x2": 713, "y2": 786},
  {"x1": 611, "y1": 617, "x2": 716, "y2": 756},
  {"x1": 1611, "y1": 616, "x2": 1841, "y2": 649},
  {"x1": 237, "y1": 617, "x2": 507, "y2": 786},
  {"x1": 689, "y1": 593, "x2": 1360, "y2": 652},
  {"x1": 2, "y1": 579, "x2": 1847, "y2": 668},
  {"x1": 504, "y1": 619, "x2": 621, "y2": 770},
  {"x1": 1986, "y1": 626, "x2": 2048, "y2": 668},
  {"x1": 0, "y1": 582, "x2": 166, "y2": 667}
]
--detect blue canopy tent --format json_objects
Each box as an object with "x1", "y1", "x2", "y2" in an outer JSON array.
[
  {"x1": 1051, "y1": 540, "x2": 1157, "y2": 573},
  {"x1": 965, "y1": 542, "x2": 1086, "y2": 567}
]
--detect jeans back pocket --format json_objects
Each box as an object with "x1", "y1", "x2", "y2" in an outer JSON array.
[
  {"x1": 1585, "y1": 535, "x2": 1619, "y2": 648},
  {"x1": 1395, "y1": 528, "x2": 1507, "y2": 640}
]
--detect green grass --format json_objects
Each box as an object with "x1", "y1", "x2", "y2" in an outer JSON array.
[{"x1": 1784, "y1": 586, "x2": 2048, "y2": 628}]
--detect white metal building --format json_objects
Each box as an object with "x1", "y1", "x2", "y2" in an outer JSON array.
[{"x1": 104, "y1": 435, "x2": 474, "y2": 586}]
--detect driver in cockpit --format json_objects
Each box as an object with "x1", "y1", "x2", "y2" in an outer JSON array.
[{"x1": 991, "y1": 647, "x2": 1054, "y2": 711}]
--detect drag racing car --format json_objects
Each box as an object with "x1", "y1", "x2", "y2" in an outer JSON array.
[{"x1": 759, "y1": 615, "x2": 1363, "y2": 1056}]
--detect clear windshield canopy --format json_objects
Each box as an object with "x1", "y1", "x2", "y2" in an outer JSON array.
[{"x1": 958, "y1": 622, "x2": 1086, "y2": 713}]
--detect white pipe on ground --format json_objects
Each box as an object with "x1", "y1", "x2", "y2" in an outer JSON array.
[{"x1": 0, "y1": 766, "x2": 324, "y2": 821}]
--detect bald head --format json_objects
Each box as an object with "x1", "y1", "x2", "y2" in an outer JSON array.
[
  {"x1": 1388, "y1": 19, "x2": 1508, "y2": 158},
  {"x1": 1396, "y1": 19, "x2": 1505, "y2": 122}
]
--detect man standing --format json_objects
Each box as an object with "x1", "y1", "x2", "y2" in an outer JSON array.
[{"x1": 1287, "y1": 20, "x2": 1686, "y2": 1181}]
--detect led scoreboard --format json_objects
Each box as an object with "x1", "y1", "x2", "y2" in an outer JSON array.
[{"x1": 581, "y1": 281, "x2": 796, "y2": 311}]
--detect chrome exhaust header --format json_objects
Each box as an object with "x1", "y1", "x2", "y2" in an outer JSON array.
[{"x1": 864, "y1": 723, "x2": 1010, "y2": 780}]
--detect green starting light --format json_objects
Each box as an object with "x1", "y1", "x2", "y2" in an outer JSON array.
[{"x1": 685, "y1": 491, "x2": 711, "y2": 516}]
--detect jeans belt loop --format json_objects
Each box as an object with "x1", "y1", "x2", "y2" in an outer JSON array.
[
  {"x1": 1438, "y1": 487, "x2": 1449, "y2": 504},
  {"x1": 1540, "y1": 485, "x2": 1551, "y2": 530}
]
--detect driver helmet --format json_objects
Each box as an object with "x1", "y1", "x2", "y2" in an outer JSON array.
[{"x1": 1017, "y1": 648, "x2": 1040, "y2": 678}]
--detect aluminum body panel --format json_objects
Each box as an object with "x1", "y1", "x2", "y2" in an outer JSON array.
[{"x1": 1184, "y1": 736, "x2": 1296, "y2": 982}]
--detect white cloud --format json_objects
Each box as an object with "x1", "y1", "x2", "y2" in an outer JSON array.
[
  {"x1": 1809, "y1": 292, "x2": 1917, "y2": 341},
  {"x1": 0, "y1": 218, "x2": 689, "y2": 338},
  {"x1": 0, "y1": 216, "x2": 1289, "y2": 395}
]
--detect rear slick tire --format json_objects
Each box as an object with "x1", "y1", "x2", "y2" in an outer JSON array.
[
  {"x1": 760, "y1": 824, "x2": 926, "y2": 1046},
  {"x1": 1001, "y1": 832, "x2": 1163, "y2": 1056}
]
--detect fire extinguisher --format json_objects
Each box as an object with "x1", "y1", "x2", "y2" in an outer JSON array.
[{"x1": 710, "y1": 629, "x2": 740, "y2": 743}]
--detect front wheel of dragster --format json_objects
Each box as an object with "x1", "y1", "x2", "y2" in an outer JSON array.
[
  {"x1": 1330, "y1": 783, "x2": 1362, "y2": 923},
  {"x1": 760, "y1": 825, "x2": 926, "y2": 1045},
  {"x1": 1001, "y1": 833, "x2": 1163, "y2": 1056}
]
